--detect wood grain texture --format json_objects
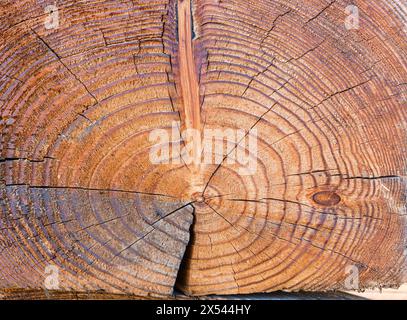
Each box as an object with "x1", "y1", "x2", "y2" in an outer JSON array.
[
  {"x1": 0, "y1": 288, "x2": 364, "y2": 300},
  {"x1": 0, "y1": 0, "x2": 406, "y2": 298}
]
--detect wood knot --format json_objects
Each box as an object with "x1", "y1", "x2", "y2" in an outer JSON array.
[{"x1": 312, "y1": 191, "x2": 341, "y2": 206}]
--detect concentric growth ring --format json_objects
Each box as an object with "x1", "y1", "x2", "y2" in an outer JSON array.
[{"x1": 0, "y1": 0, "x2": 406, "y2": 297}]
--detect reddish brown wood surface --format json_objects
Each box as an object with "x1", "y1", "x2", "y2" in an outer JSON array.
[{"x1": 0, "y1": 0, "x2": 406, "y2": 298}]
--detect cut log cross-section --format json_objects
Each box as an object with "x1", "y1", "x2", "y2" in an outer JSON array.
[{"x1": 0, "y1": 0, "x2": 406, "y2": 298}]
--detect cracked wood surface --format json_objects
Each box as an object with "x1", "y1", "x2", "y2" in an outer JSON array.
[{"x1": 0, "y1": 0, "x2": 406, "y2": 298}]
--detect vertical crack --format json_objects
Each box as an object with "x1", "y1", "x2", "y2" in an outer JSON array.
[
  {"x1": 169, "y1": 0, "x2": 201, "y2": 296},
  {"x1": 174, "y1": 203, "x2": 196, "y2": 295},
  {"x1": 177, "y1": 0, "x2": 202, "y2": 173}
]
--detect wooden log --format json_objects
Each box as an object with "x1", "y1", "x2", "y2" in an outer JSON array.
[{"x1": 0, "y1": 0, "x2": 406, "y2": 298}]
